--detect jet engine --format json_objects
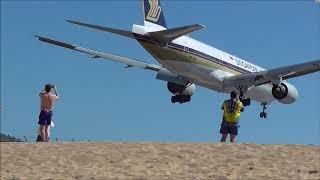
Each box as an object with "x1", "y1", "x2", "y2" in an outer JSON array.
[
  {"x1": 167, "y1": 82, "x2": 195, "y2": 103},
  {"x1": 272, "y1": 82, "x2": 298, "y2": 104}
]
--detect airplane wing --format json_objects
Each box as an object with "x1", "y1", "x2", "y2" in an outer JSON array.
[
  {"x1": 34, "y1": 35, "x2": 176, "y2": 76},
  {"x1": 223, "y1": 59, "x2": 320, "y2": 89}
]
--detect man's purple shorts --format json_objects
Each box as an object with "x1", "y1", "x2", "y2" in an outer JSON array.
[
  {"x1": 219, "y1": 121, "x2": 238, "y2": 135},
  {"x1": 38, "y1": 110, "x2": 52, "y2": 125}
]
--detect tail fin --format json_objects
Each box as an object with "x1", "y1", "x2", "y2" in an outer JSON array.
[{"x1": 142, "y1": 0, "x2": 167, "y2": 29}]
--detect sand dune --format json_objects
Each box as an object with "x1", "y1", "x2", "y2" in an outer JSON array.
[{"x1": 1, "y1": 142, "x2": 319, "y2": 179}]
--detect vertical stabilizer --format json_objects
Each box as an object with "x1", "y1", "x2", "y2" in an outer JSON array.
[{"x1": 142, "y1": 0, "x2": 167, "y2": 29}]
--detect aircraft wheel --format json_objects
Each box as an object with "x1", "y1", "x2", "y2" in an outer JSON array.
[
  {"x1": 260, "y1": 112, "x2": 267, "y2": 118},
  {"x1": 260, "y1": 112, "x2": 264, "y2": 118},
  {"x1": 178, "y1": 97, "x2": 183, "y2": 103},
  {"x1": 171, "y1": 96, "x2": 176, "y2": 103},
  {"x1": 263, "y1": 112, "x2": 267, "y2": 118},
  {"x1": 178, "y1": 96, "x2": 184, "y2": 104},
  {"x1": 186, "y1": 95, "x2": 191, "y2": 102}
]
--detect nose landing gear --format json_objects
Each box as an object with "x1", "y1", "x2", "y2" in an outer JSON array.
[{"x1": 260, "y1": 103, "x2": 267, "y2": 118}]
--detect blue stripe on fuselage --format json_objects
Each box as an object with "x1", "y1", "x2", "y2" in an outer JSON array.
[
  {"x1": 133, "y1": 34, "x2": 252, "y2": 74},
  {"x1": 166, "y1": 42, "x2": 250, "y2": 74}
]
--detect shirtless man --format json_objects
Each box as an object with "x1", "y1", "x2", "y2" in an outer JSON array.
[{"x1": 38, "y1": 84, "x2": 59, "y2": 142}]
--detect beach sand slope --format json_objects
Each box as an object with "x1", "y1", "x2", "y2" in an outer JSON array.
[{"x1": 1, "y1": 143, "x2": 319, "y2": 179}]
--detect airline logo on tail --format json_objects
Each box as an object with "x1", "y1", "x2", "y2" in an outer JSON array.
[{"x1": 146, "y1": 0, "x2": 161, "y2": 22}]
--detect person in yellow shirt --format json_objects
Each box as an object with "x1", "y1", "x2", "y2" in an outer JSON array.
[{"x1": 220, "y1": 91, "x2": 244, "y2": 143}]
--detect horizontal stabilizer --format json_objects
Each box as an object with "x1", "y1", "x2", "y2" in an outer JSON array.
[
  {"x1": 149, "y1": 24, "x2": 205, "y2": 43},
  {"x1": 67, "y1": 20, "x2": 136, "y2": 39}
]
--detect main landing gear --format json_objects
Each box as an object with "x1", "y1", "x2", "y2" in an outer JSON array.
[
  {"x1": 171, "y1": 95, "x2": 191, "y2": 104},
  {"x1": 260, "y1": 103, "x2": 267, "y2": 118}
]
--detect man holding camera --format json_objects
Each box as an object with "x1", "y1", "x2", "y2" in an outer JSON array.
[
  {"x1": 38, "y1": 84, "x2": 59, "y2": 142},
  {"x1": 220, "y1": 91, "x2": 244, "y2": 143}
]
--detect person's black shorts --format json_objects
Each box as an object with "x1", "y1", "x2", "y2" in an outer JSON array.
[
  {"x1": 38, "y1": 110, "x2": 52, "y2": 125},
  {"x1": 219, "y1": 121, "x2": 238, "y2": 135}
]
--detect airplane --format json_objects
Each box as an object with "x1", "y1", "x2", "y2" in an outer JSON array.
[{"x1": 35, "y1": 0, "x2": 320, "y2": 118}]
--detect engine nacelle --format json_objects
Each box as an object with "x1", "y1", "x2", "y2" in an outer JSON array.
[
  {"x1": 272, "y1": 82, "x2": 298, "y2": 104},
  {"x1": 167, "y1": 82, "x2": 196, "y2": 96}
]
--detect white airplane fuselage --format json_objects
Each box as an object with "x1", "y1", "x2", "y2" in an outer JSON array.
[
  {"x1": 35, "y1": 0, "x2": 319, "y2": 119},
  {"x1": 133, "y1": 22, "x2": 295, "y2": 104}
]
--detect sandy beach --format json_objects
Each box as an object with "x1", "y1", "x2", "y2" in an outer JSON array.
[{"x1": 1, "y1": 142, "x2": 319, "y2": 179}]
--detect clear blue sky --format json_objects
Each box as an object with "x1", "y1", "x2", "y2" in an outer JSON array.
[{"x1": 1, "y1": 1, "x2": 319, "y2": 144}]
